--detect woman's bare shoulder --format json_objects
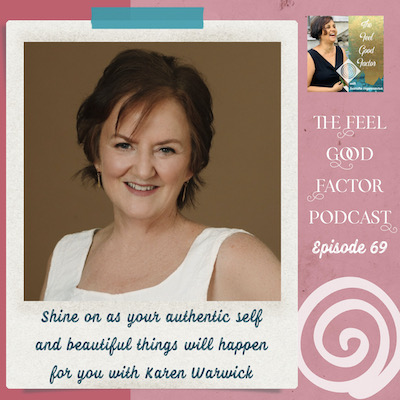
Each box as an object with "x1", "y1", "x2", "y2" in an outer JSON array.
[{"x1": 208, "y1": 232, "x2": 281, "y2": 301}]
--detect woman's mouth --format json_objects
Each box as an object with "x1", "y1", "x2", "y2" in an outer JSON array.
[{"x1": 125, "y1": 182, "x2": 157, "y2": 191}]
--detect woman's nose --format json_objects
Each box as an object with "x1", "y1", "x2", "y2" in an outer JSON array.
[{"x1": 132, "y1": 150, "x2": 156, "y2": 180}]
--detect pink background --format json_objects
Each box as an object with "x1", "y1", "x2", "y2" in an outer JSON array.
[{"x1": 2, "y1": 0, "x2": 400, "y2": 399}]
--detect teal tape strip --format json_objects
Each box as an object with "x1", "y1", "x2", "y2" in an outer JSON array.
[{"x1": 91, "y1": 7, "x2": 204, "y2": 29}]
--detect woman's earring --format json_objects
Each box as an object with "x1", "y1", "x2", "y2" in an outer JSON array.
[
  {"x1": 182, "y1": 181, "x2": 189, "y2": 203},
  {"x1": 97, "y1": 171, "x2": 101, "y2": 188}
]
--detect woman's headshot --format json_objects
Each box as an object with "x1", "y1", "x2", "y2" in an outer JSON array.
[
  {"x1": 307, "y1": 16, "x2": 348, "y2": 92},
  {"x1": 24, "y1": 43, "x2": 281, "y2": 302}
]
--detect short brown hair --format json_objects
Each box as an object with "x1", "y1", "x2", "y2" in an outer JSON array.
[
  {"x1": 77, "y1": 49, "x2": 214, "y2": 209},
  {"x1": 310, "y1": 16, "x2": 333, "y2": 40}
]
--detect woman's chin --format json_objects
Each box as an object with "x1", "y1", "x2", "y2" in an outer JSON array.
[{"x1": 114, "y1": 204, "x2": 173, "y2": 223}]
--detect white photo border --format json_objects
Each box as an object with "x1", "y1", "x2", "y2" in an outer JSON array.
[{"x1": 6, "y1": 20, "x2": 298, "y2": 389}]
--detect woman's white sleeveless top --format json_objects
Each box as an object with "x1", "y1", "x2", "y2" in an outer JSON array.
[{"x1": 44, "y1": 227, "x2": 247, "y2": 301}]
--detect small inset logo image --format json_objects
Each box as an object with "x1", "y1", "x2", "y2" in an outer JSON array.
[{"x1": 336, "y1": 59, "x2": 361, "y2": 84}]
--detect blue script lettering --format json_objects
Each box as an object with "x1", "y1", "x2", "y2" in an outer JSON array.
[
  {"x1": 42, "y1": 309, "x2": 79, "y2": 323},
  {"x1": 191, "y1": 365, "x2": 253, "y2": 379},
  {"x1": 218, "y1": 337, "x2": 268, "y2": 355},
  {"x1": 127, "y1": 311, "x2": 161, "y2": 328},
  {"x1": 49, "y1": 365, "x2": 72, "y2": 384},
  {"x1": 145, "y1": 367, "x2": 186, "y2": 379},
  {"x1": 236, "y1": 309, "x2": 263, "y2": 328},
  {"x1": 77, "y1": 369, "x2": 104, "y2": 384}
]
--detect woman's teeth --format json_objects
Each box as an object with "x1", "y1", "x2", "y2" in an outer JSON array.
[{"x1": 126, "y1": 183, "x2": 156, "y2": 191}]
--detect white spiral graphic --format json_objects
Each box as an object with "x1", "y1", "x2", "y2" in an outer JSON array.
[
  {"x1": 330, "y1": 160, "x2": 354, "y2": 170},
  {"x1": 337, "y1": 128, "x2": 355, "y2": 139},
  {"x1": 307, "y1": 191, "x2": 324, "y2": 202},
  {"x1": 380, "y1": 223, "x2": 398, "y2": 234},
  {"x1": 299, "y1": 277, "x2": 400, "y2": 399}
]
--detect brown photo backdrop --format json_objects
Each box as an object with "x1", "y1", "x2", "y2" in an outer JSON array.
[{"x1": 24, "y1": 42, "x2": 281, "y2": 300}]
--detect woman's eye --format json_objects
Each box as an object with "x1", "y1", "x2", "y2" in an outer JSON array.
[
  {"x1": 159, "y1": 147, "x2": 176, "y2": 154},
  {"x1": 115, "y1": 142, "x2": 131, "y2": 150}
]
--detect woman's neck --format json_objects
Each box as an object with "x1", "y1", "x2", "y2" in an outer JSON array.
[
  {"x1": 317, "y1": 40, "x2": 335, "y2": 54},
  {"x1": 108, "y1": 208, "x2": 187, "y2": 245}
]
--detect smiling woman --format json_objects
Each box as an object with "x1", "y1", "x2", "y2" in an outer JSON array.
[
  {"x1": 36, "y1": 48, "x2": 280, "y2": 302},
  {"x1": 94, "y1": 99, "x2": 193, "y2": 222},
  {"x1": 307, "y1": 16, "x2": 347, "y2": 92}
]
